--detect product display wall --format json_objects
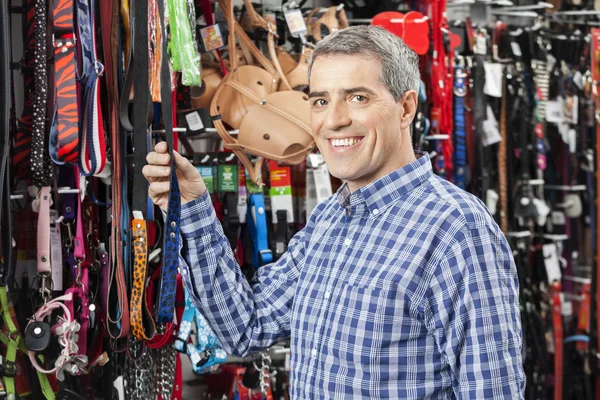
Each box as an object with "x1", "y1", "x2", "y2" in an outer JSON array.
[{"x1": 0, "y1": 0, "x2": 599, "y2": 399}]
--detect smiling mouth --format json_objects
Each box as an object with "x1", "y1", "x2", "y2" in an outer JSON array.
[{"x1": 328, "y1": 137, "x2": 364, "y2": 148}]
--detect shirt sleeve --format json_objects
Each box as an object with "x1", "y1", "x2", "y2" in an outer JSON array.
[
  {"x1": 423, "y1": 221, "x2": 526, "y2": 399},
  {"x1": 177, "y1": 191, "x2": 317, "y2": 357}
]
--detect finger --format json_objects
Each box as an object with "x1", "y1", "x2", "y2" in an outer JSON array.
[
  {"x1": 173, "y1": 151, "x2": 200, "y2": 180},
  {"x1": 142, "y1": 165, "x2": 171, "y2": 182},
  {"x1": 146, "y1": 151, "x2": 170, "y2": 166},
  {"x1": 154, "y1": 141, "x2": 168, "y2": 153},
  {"x1": 148, "y1": 181, "x2": 171, "y2": 198}
]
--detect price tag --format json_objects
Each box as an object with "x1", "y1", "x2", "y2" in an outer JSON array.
[
  {"x1": 218, "y1": 164, "x2": 238, "y2": 193},
  {"x1": 284, "y1": 9, "x2": 307, "y2": 38},
  {"x1": 185, "y1": 111, "x2": 205, "y2": 132},
  {"x1": 200, "y1": 24, "x2": 225, "y2": 52}
]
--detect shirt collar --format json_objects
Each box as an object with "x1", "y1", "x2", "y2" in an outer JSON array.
[{"x1": 336, "y1": 151, "x2": 433, "y2": 215}]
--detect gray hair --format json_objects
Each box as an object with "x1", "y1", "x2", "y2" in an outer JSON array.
[{"x1": 307, "y1": 25, "x2": 421, "y2": 101}]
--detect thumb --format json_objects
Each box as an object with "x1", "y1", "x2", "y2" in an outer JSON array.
[{"x1": 173, "y1": 151, "x2": 199, "y2": 180}]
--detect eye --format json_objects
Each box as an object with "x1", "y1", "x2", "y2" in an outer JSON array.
[
  {"x1": 351, "y1": 95, "x2": 366, "y2": 103},
  {"x1": 312, "y1": 99, "x2": 328, "y2": 107}
]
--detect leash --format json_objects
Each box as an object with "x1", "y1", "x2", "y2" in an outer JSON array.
[
  {"x1": 155, "y1": 0, "x2": 182, "y2": 327},
  {"x1": 49, "y1": 0, "x2": 80, "y2": 165},
  {"x1": 452, "y1": 62, "x2": 467, "y2": 190},
  {"x1": 498, "y1": 69, "x2": 508, "y2": 233},
  {"x1": 76, "y1": 0, "x2": 106, "y2": 177},
  {"x1": 12, "y1": 0, "x2": 35, "y2": 180}
]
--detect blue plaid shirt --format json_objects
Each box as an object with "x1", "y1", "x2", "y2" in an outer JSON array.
[{"x1": 178, "y1": 151, "x2": 525, "y2": 399}]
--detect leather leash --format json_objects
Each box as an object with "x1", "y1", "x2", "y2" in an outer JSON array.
[
  {"x1": 498, "y1": 70, "x2": 508, "y2": 233},
  {"x1": 155, "y1": 0, "x2": 182, "y2": 327}
]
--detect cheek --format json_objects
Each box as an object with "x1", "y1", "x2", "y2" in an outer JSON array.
[{"x1": 310, "y1": 111, "x2": 324, "y2": 139}]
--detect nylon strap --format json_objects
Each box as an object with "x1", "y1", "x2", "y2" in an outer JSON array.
[
  {"x1": 248, "y1": 194, "x2": 272, "y2": 267},
  {"x1": 4, "y1": 336, "x2": 17, "y2": 398},
  {"x1": 32, "y1": 0, "x2": 53, "y2": 185},
  {"x1": 551, "y1": 281, "x2": 563, "y2": 400},
  {"x1": 37, "y1": 186, "x2": 52, "y2": 274},
  {"x1": 156, "y1": 0, "x2": 182, "y2": 324},
  {"x1": 51, "y1": 0, "x2": 80, "y2": 164},
  {"x1": 591, "y1": 30, "x2": 600, "y2": 395},
  {"x1": 452, "y1": 66, "x2": 467, "y2": 190},
  {"x1": 77, "y1": 0, "x2": 106, "y2": 176}
]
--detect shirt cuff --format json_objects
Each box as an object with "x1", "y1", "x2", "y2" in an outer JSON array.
[{"x1": 179, "y1": 191, "x2": 215, "y2": 238}]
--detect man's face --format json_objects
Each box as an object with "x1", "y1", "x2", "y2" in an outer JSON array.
[{"x1": 308, "y1": 54, "x2": 416, "y2": 191}]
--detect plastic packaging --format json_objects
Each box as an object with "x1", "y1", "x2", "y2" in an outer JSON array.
[{"x1": 167, "y1": 0, "x2": 201, "y2": 86}]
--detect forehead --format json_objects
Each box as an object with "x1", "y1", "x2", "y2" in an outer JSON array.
[{"x1": 309, "y1": 54, "x2": 383, "y2": 92}]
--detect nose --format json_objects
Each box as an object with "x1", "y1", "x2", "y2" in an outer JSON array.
[{"x1": 324, "y1": 102, "x2": 351, "y2": 131}]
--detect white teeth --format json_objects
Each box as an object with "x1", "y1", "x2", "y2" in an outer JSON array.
[{"x1": 330, "y1": 138, "x2": 362, "y2": 147}]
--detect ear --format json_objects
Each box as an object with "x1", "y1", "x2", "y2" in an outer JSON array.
[{"x1": 399, "y1": 90, "x2": 418, "y2": 129}]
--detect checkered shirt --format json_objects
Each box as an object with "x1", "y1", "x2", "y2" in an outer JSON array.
[{"x1": 178, "y1": 151, "x2": 525, "y2": 399}]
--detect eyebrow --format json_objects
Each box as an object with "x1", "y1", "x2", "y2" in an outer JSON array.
[{"x1": 307, "y1": 86, "x2": 378, "y2": 99}]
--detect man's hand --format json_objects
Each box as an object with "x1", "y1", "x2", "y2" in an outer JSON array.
[{"x1": 143, "y1": 142, "x2": 206, "y2": 210}]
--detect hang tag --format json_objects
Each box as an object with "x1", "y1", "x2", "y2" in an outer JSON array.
[
  {"x1": 185, "y1": 111, "x2": 205, "y2": 132},
  {"x1": 197, "y1": 166, "x2": 216, "y2": 194},
  {"x1": 284, "y1": 9, "x2": 307, "y2": 38},
  {"x1": 483, "y1": 63, "x2": 503, "y2": 98},
  {"x1": 543, "y1": 243, "x2": 562, "y2": 283},
  {"x1": 551, "y1": 210, "x2": 566, "y2": 226},
  {"x1": 545, "y1": 100, "x2": 562, "y2": 123},
  {"x1": 263, "y1": 12, "x2": 276, "y2": 28},
  {"x1": 560, "y1": 293, "x2": 572, "y2": 317},
  {"x1": 268, "y1": 162, "x2": 294, "y2": 224},
  {"x1": 533, "y1": 198, "x2": 550, "y2": 226},
  {"x1": 307, "y1": 154, "x2": 331, "y2": 197},
  {"x1": 200, "y1": 24, "x2": 225, "y2": 52},
  {"x1": 245, "y1": 169, "x2": 263, "y2": 194},
  {"x1": 482, "y1": 106, "x2": 502, "y2": 146},
  {"x1": 218, "y1": 164, "x2": 238, "y2": 193},
  {"x1": 49, "y1": 210, "x2": 63, "y2": 291},
  {"x1": 238, "y1": 165, "x2": 248, "y2": 224},
  {"x1": 510, "y1": 41, "x2": 522, "y2": 58},
  {"x1": 564, "y1": 96, "x2": 579, "y2": 125},
  {"x1": 485, "y1": 189, "x2": 499, "y2": 215}
]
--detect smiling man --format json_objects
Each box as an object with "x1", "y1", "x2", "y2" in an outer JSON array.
[{"x1": 143, "y1": 26, "x2": 524, "y2": 399}]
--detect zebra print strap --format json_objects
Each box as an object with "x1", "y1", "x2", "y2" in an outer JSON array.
[
  {"x1": 50, "y1": 0, "x2": 79, "y2": 166},
  {"x1": 31, "y1": 0, "x2": 53, "y2": 187}
]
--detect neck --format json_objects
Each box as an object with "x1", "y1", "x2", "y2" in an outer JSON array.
[{"x1": 347, "y1": 141, "x2": 417, "y2": 193}]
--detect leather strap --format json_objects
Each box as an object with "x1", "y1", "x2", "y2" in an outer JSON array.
[
  {"x1": 77, "y1": 0, "x2": 106, "y2": 176},
  {"x1": 498, "y1": 70, "x2": 508, "y2": 233},
  {"x1": 13, "y1": 0, "x2": 35, "y2": 180},
  {"x1": 36, "y1": 186, "x2": 52, "y2": 274},
  {"x1": 130, "y1": 217, "x2": 156, "y2": 341},
  {"x1": 156, "y1": 0, "x2": 182, "y2": 325},
  {"x1": 0, "y1": 0, "x2": 12, "y2": 286},
  {"x1": 51, "y1": 0, "x2": 80, "y2": 165}
]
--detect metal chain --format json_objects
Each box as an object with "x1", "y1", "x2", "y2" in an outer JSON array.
[
  {"x1": 154, "y1": 345, "x2": 177, "y2": 399},
  {"x1": 125, "y1": 338, "x2": 156, "y2": 399},
  {"x1": 111, "y1": 348, "x2": 125, "y2": 400},
  {"x1": 256, "y1": 352, "x2": 272, "y2": 395}
]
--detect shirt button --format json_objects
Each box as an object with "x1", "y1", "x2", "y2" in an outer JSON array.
[
  {"x1": 373, "y1": 208, "x2": 380, "y2": 215},
  {"x1": 344, "y1": 238, "x2": 351, "y2": 246},
  {"x1": 311, "y1": 348, "x2": 318, "y2": 358},
  {"x1": 324, "y1": 291, "x2": 331, "y2": 299}
]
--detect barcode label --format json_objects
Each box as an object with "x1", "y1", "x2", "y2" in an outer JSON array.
[{"x1": 185, "y1": 111, "x2": 204, "y2": 131}]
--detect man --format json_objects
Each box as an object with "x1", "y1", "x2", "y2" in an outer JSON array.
[{"x1": 144, "y1": 26, "x2": 525, "y2": 399}]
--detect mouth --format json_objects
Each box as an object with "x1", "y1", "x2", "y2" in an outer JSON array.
[{"x1": 327, "y1": 136, "x2": 364, "y2": 153}]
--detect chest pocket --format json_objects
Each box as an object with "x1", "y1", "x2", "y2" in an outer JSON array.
[{"x1": 322, "y1": 280, "x2": 396, "y2": 369}]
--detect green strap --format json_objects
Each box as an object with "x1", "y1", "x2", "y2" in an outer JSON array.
[
  {"x1": 167, "y1": 0, "x2": 201, "y2": 85},
  {"x1": 0, "y1": 287, "x2": 17, "y2": 334},
  {"x1": 0, "y1": 291, "x2": 55, "y2": 400},
  {"x1": 3, "y1": 337, "x2": 17, "y2": 398}
]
